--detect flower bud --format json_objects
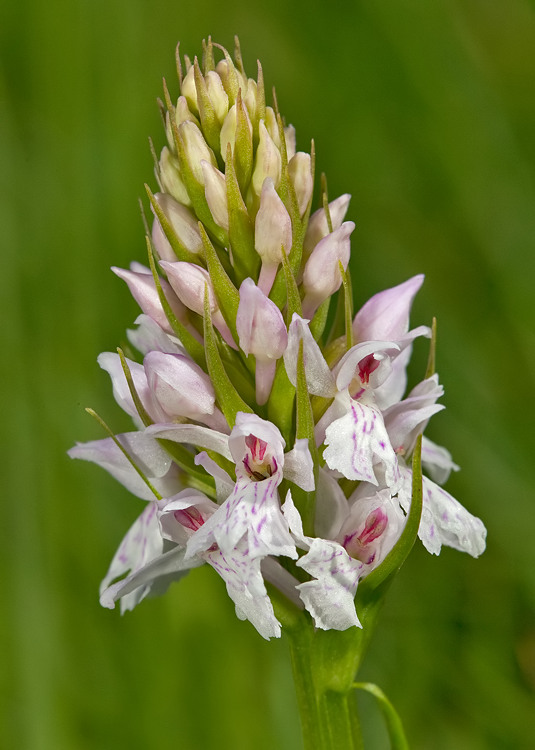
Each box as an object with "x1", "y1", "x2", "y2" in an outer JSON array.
[
  {"x1": 153, "y1": 193, "x2": 203, "y2": 254},
  {"x1": 151, "y1": 217, "x2": 177, "y2": 263},
  {"x1": 304, "y1": 194, "x2": 352, "y2": 257},
  {"x1": 219, "y1": 103, "x2": 253, "y2": 164},
  {"x1": 251, "y1": 120, "x2": 281, "y2": 196},
  {"x1": 205, "y1": 70, "x2": 229, "y2": 124},
  {"x1": 254, "y1": 178, "x2": 292, "y2": 265},
  {"x1": 301, "y1": 221, "x2": 355, "y2": 318},
  {"x1": 201, "y1": 160, "x2": 228, "y2": 230},
  {"x1": 180, "y1": 65, "x2": 198, "y2": 115},
  {"x1": 160, "y1": 261, "x2": 214, "y2": 316},
  {"x1": 178, "y1": 120, "x2": 217, "y2": 184},
  {"x1": 175, "y1": 95, "x2": 200, "y2": 127},
  {"x1": 236, "y1": 278, "x2": 288, "y2": 360},
  {"x1": 161, "y1": 261, "x2": 236, "y2": 348},
  {"x1": 143, "y1": 351, "x2": 216, "y2": 422},
  {"x1": 158, "y1": 147, "x2": 191, "y2": 207},
  {"x1": 288, "y1": 152, "x2": 313, "y2": 216},
  {"x1": 243, "y1": 78, "x2": 257, "y2": 122},
  {"x1": 112, "y1": 265, "x2": 187, "y2": 334}
]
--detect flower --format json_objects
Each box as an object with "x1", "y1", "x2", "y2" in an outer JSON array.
[{"x1": 70, "y1": 38, "x2": 486, "y2": 641}]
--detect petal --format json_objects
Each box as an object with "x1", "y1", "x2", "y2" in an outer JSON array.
[
  {"x1": 296, "y1": 539, "x2": 363, "y2": 630},
  {"x1": 194, "y1": 452, "x2": 235, "y2": 503},
  {"x1": 187, "y1": 477, "x2": 297, "y2": 561},
  {"x1": 383, "y1": 375, "x2": 445, "y2": 456},
  {"x1": 284, "y1": 438, "x2": 315, "y2": 492},
  {"x1": 145, "y1": 423, "x2": 232, "y2": 461},
  {"x1": 353, "y1": 275, "x2": 425, "y2": 342},
  {"x1": 421, "y1": 436, "x2": 460, "y2": 485},
  {"x1": 315, "y1": 468, "x2": 350, "y2": 539},
  {"x1": 284, "y1": 314, "x2": 336, "y2": 398},
  {"x1": 206, "y1": 546, "x2": 281, "y2": 639},
  {"x1": 97, "y1": 351, "x2": 151, "y2": 421},
  {"x1": 68, "y1": 432, "x2": 177, "y2": 501},
  {"x1": 324, "y1": 398, "x2": 400, "y2": 489},
  {"x1": 399, "y1": 468, "x2": 486, "y2": 557}
]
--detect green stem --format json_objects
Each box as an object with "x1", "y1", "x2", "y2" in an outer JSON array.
[{"x1": 287, "y1": 621, "x2": 322, "y2": 750}]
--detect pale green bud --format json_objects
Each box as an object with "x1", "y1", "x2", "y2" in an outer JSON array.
[
  {"x1": 179, "y1": 120, "x2": 217, "y2": 184},
  {"x1": 180, "y1": 65, "x2": 199, "y2": 115},
  {"x1": 175, "y1": 96, "x2": 200, "y2": 127},
  {"x1": 201, "y1": 160, "x2": 228, "y2": 230},
  {"x1": 220, "y1": 103, "x2": 253, "y2": 164},
  {"x1": 288, "y1": 152, "x2": 313, "y2": 217},
  {"x1": 158, "y1": 147, "x2": 192, "y2": 207},
  {"x1": 205, "y1": 70, "x2": 229, "y2": 124},
  {"x1": 154, "y1": 193, "x2": 203, "y2": 254},
  {"x1": 251, "y1": 120, "x2": 281, "y2": 197}
]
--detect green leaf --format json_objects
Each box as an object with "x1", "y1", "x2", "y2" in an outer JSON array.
[
  {"x1": 339, "y1": 261, "x2": 354, "y2": 352},
  {"x1": 425, "y1": 317, "x2": 437, "y2": 378},
  {"x1": 353, "y1": 683, "x2": 409, "y2": 750},
  {"x1": 234, "y1": 90, "x2": 254, "y2": 195},
  {"x1": 203, "y1": 286, "x2": 253, "y2": 427},
  {"x1": 199, "y1": 222, "x2": 240, "y2": 343},
  {"x1": 281, "y1": 247, "x2": 302, "y2": 323},
  {"x1": 310, "y1": 297, "x2": 331, "y2": 341}
]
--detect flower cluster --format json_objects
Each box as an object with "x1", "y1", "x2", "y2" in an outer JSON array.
[{"x1": 70, "y1": 39, "x2": 486, "y2": 639}]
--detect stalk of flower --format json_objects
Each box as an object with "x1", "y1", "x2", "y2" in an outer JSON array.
[{"x1": 69, "y1": 37, "x2": 487, "y2": 749}]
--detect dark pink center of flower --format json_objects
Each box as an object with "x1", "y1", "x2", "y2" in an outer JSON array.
[
  {"x1": 243, "y1": 434, "x2": 277, "y2": 481},
  {"x1": 343, "y1": 508, "x2": 388, "y2": 564},
  {"x1": 174, "y1": 507, "x2": 205, "y2": 532},
  {"x1": 357, "y1": 353, "x2": 381, "y2": 385}
]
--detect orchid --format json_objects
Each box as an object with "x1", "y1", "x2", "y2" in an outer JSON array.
[{"x1": 70, "y1": 38, "x2": 487, "y2": 749}]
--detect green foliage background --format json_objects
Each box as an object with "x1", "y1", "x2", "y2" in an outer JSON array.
[{"x1": 2, "y1": 1, "x2": 534, "y2": 748}]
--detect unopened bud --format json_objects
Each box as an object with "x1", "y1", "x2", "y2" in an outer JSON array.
[
  {"x1": 154, "y1": 193, "x2": 203, "y2": 254},
  {"x1": 301, "y1": 221, "x2": 355, "y2": 318},
  {"x1": 180, "y1": 65, "x2": 198, "y2": 115},
  {"x1": 304, "y1": 194, "x2": 352, "y2": 257},
  {"x1": 236, "y1": 278, "x2": 288, "y2": 361},
  {"x1": 201, "y1": 160, "x2": 228, "y2": 230},
  {"x1": 219, "y1": 103, "x2": 253, "y2": 164},
  {"x1": 158, "y1": 147, "x2": 191, "y2": 207},
  {"x1": 179, "y1": 120, "x2": 216, "y2": 183},
  {"x1": 205, "y1": 70, "x2": 229, "y2": 124},
  {"x1": 251, "y1": 120, "x2": 281, "y2": 196},
  {"x1": 288, "y1": 152, "x2": 313, "y2": 216},
  {"x1": 254, "y1": 177, "x2": 292, "y2": 266},
  {"x1": 144, "y1": 351, "x2": 216, "y2": 422},
  {"x1": 112, "y1": 265, "x2": 187, "y2": 334}
]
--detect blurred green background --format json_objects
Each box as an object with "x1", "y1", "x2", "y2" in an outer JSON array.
[{"x1": 2, "y1": 1, "x2": 535, "y2": 748}]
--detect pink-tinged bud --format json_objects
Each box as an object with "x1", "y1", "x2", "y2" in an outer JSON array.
[
  {"x1": 251, "y1": 120, "x2": 282, "y2": 196},
  {"x1": 201, "y1": 160, "x2": 228, "y2": 230},
  {"x1": 288, "y1": 152, "x2": 313, "y2": 216},
  {"x1": 237, "y1": 278, "x2": 288, "y2": 405},
  {"x1": 161, "y1": 261, "x2": 236, "y2": 348},
  {"x1": 111, "y1": 265, "x2": 187, "y2": 334},
  {"x1": 178, "y1": 121, "x2": 216, "y2": 183},
  {"x1": 160, "y1": 261, "x2": 213, "y2": 316},
  {"x1": 301, "y1": 221, "x2": 355, "y2": 318},
  {"x1": 236, "y1": 278, "x2": 288, "y2": 361},
  {"x1": 255, "y1": 178, "x2": 292, "y2": 264},
  {"x1": 220, "y1": 103, "x2": 253, "y2": 163},
  {"x1": 143, "y1": 351, "x2": 216, "y2": 422},
  {"x1": 353, "y1": 274, "x2": 425, "y2": 343},
  {"x1": 254, "y1": 178, "x2": 293, "y2": 295},
  {"x1": 158, "y1": 147, "x2": 191, "y2": 208},
  {"x1": 205, "y1": 70, "x2": 229, "y2": 124},
  {"x1": 153, "y1": 193, "x2": 203, "y2": 254},
  {"x1": 304, "y1": 194, "x2": 352, "y2": 257},
  {"x1": 151, "y1": 218, "x2": 177, "y2": 263}
]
